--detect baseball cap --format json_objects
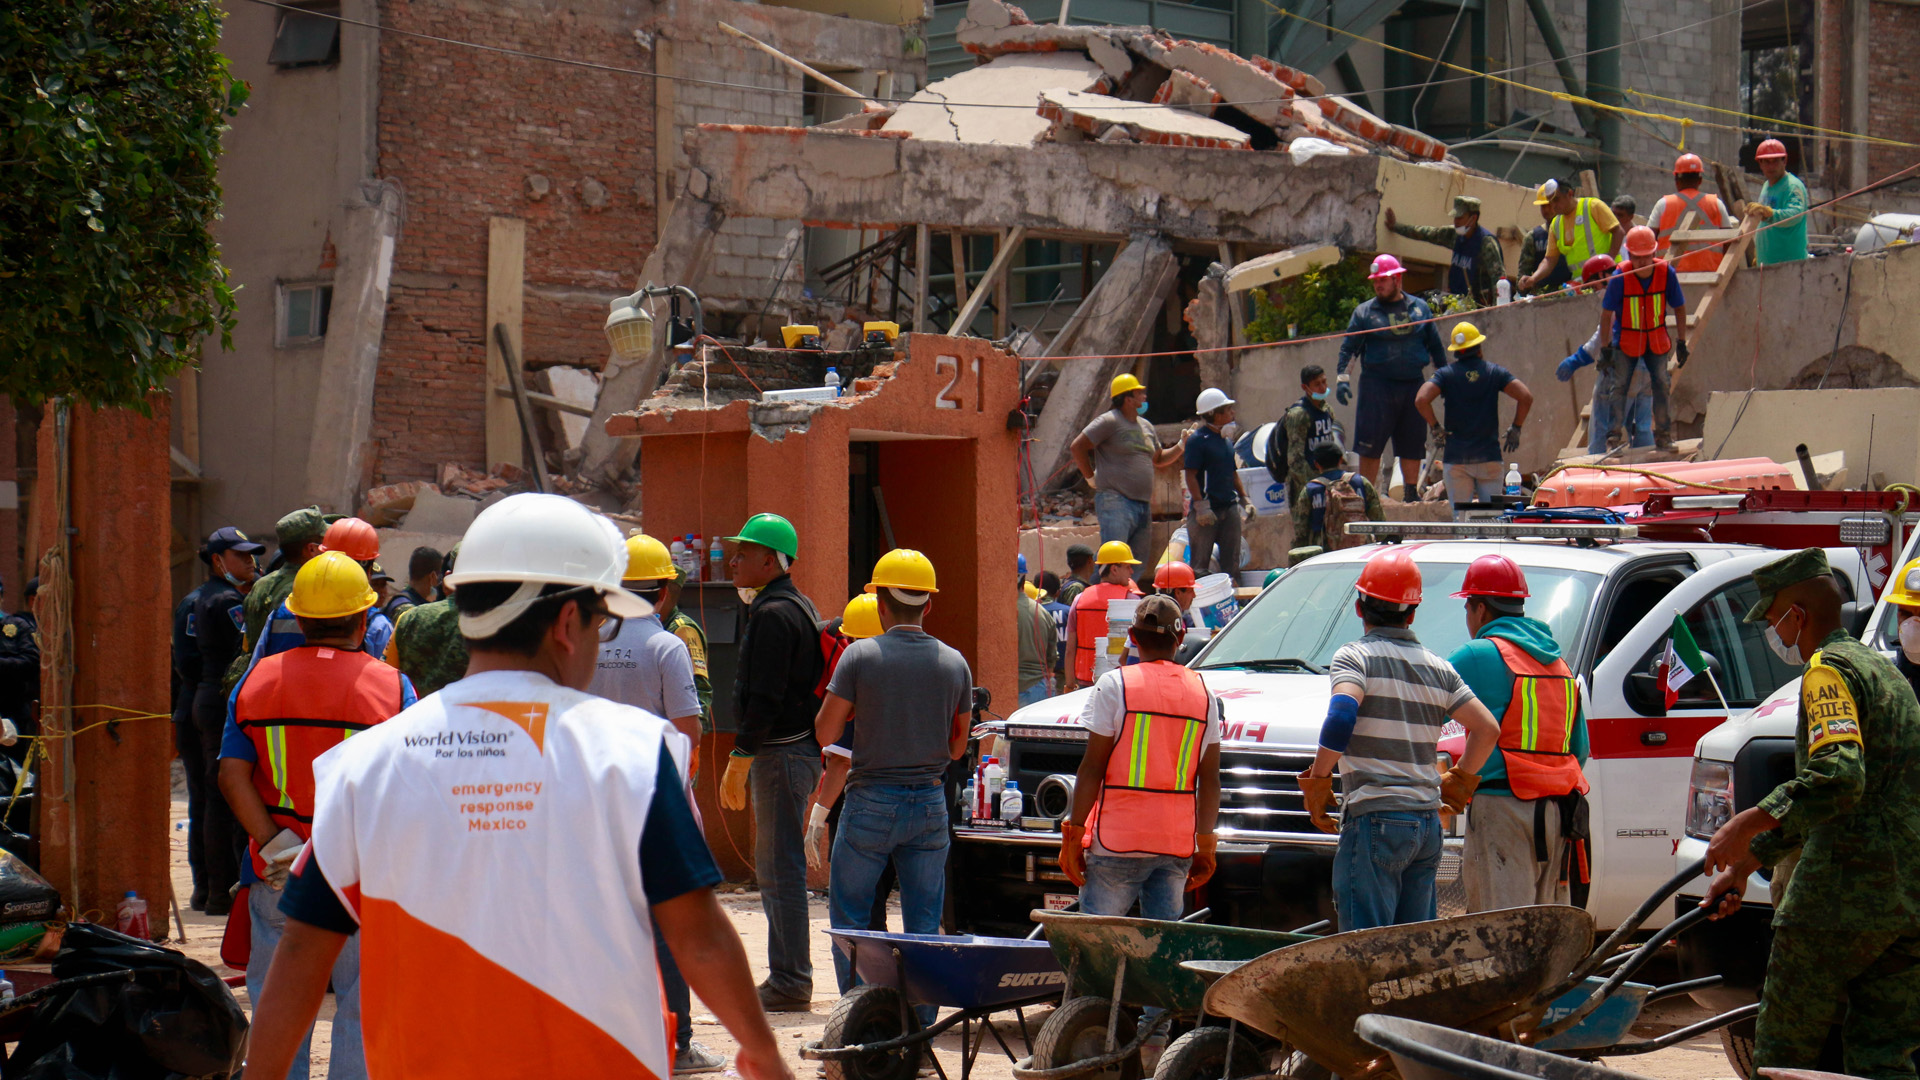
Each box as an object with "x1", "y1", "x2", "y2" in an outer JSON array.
[
  {"x1": 206, "y1": 526, "x2": 265, "y2": 557},
  {"x1": 367, "y1": 562, "x2": 395, "y2": 585},
  {"x1": 1133, "y1": 594, "x2": 1185, "y2": 634}
]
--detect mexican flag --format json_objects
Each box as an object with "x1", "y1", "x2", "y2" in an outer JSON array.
[{"x1": 1660, "y1": 614, "x2": 1707, "y2": 708}]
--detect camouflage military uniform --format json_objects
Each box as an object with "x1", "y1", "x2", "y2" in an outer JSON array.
[
  {"x1": 1291, "y1": 469, "x2": 1384, "y2": 551},
  {"x1": 1279, "y1": 396, "x2": 1345, "y2": 505},
  {"x1": 664, "y1": 607, "x2": 714, "y2": 733},
  {"x1": 1745, "y1": 598, "x2": 1920, "y2": 1077},
  {"x1": 1390, "y1": 221, "x2": 1507, "y2": 306},
  {"x1": 389, "y1": 598, "x2": 470, "y2": 698}
]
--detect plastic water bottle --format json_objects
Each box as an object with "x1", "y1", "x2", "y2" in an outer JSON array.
[
  {"x1": 0, "y1": 976, "x2": 15, "y2": 1004},
  {"x1": 963, "y1": 780, "x2": 978, "y2": 820},
  {"x1": 1000, "y1": 780, "x2": 1023, "y2": 823},
  {"x1": 669, "y1": 538, "x2": 687, "y2": 576},
  {"x1": 1505, "y1": 463, "x2": 1523, "y2": 497},
  {"x1": 984, "y1": 757, "x2": 1006, "y2": 805},
  {"x1": 116, "y1": 891, "x2": 149, "y2": 940},
  {"x1": 1496, "y1": 278, "x2": 1513, "y2": 306},
  {"x1": 825, "y1": 367, "x2": 841, "y2": 397},
  {"x1": 709, "y1": 536, "x2": 724, "y2": 582}
]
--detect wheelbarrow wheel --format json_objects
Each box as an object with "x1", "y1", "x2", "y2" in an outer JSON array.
[
  {"x1": 822, "y1": 984, "x2": 924, "y2": 1080},
  {"x1": 1153, "y1": 1026, "x2": 1264, "y2": 1080},
  {"x1": 1030, "y1": 995, "x2": 1142, "y2": 1080}
]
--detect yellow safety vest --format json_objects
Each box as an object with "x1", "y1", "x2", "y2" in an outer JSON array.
[{"x1": 1552, "y1": 198, "x2": 1609, "y2": 268}]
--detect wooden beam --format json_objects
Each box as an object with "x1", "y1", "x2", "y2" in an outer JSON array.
[
  {"x1": 949, "y1": 231, "x2": 970, "y2": 316},
  {"x1": 177, "y1": 370, "x2": 200, "y2": 471},
  {"x1": 493, "y1": 385, "x2": 595, "y2": 418},
  {"x1": 494, "y1": 324, "x2": 552, "y2": 493},
  {"x1": 948, "y1": 226, "x2": 1026, "y2": 335},
  {"x1": 485, "y1": 217, "x2": 527, "y2": 472},
  {"x1": 994, "y1": 228, "x2": 1013, "y2": 340},
  {"x1": 913, "y1": 224, "x2": 930, "y2": 332},
  {"x1": 718, "y1": 22, "x2": 879, "y2": 108}
]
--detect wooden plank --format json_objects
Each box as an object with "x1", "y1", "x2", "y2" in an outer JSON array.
[
  {"x1": 494, "y1": 323, "x2": 551, "y2": 493},
  {"x1": 913, "y1": 224, "x2": 930, "y2": 332},
  {"x1": 485, "y1": 217, "x2": 527, "y2": 472},
  {"x1": 948, "y1": 225, "x2": 1027, "y2": 335},
  {"x1": 655, "y1": 38, "x2": 677, "y2": 217},
  {"x1": 994, "y1": 229, "x2": 1012, "y2": 340},
  {"x1": 718, "y1": 23, "x2": 879, "y2": 108},
  {"x1": 950, "y1": 231, "x2": 970, "y2": 315},
  {"x1": 492, "y1": 385, "x2": 595, "y2": 418},
  {"x1": 1676, "y1": 272, "x2": 1721, "y2": 286}
]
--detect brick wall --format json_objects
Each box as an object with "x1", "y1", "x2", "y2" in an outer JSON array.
[{"x1": 1868, "y1": 1, "x2": 1920, "y2": 181}]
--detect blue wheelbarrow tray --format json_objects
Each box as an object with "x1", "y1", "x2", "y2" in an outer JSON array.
[
  {"x1": 1531, "y1": 978, "x2": 1657, "y2": 1052},
  {"x1": 828, "y1": 929, "x2": 1066, "y2": 1011}
]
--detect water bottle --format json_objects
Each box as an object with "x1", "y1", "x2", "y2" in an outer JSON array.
[
  {"x1": 669, "y1": 538, "x2": 687, "y2": 576},
  {"x1": 1504, "y1": 462, "x2": 1523, "y2": 497},
  {"x1": 709, "y1": 536, "x2": 724, "y2": 582},
  {"x1": 1000, "y1": 780, "x2": 1023, "y2": 823},
  {"x1": 116, "y1": 891, "x2": 149, "y2": 940},
  {"x1": 963, "y1": 780, "x2": 978, "y2": 820},
  {"x1": 825, "y1": 367, "x2": 841, "y2": 397},
  {"x1": 984, "y1": 757, "x2": 1005, "y2": 804},
  {"x1": 1496, "y1": 278, "x2": 1513, "y2": 305}
]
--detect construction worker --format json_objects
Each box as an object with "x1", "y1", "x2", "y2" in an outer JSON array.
[
  {"x1": 173, "y1": 543, "x2": 215, "y2": 909},
  {"x1": 803, "y1": 593, "x2": 896, "y2": 932},
  {"x1": 1038, "y1": 572, "x2": 1072, "y2": 689},
  {"x1": 1415, "y1": 321, "x2": 1533, "y2": 513},
  {"x1": 1557, "y1": 255, "x2": 1655, "y2": 453},
  {"x1": 1519, "y1": 178, "x2": 1626, "y2": 294},
  {"x1": 815, "y1": 551, "x2": 972, "y2": 1015},
  {"x1": 219, "y1": 551, "x2": 412, "y2": 1080},
  {"x1": 1446, "y1": 556, "x2": 1590, "y2": 911},
  {"x1": 1516, "y1": 187, "x2": 1567, "y2": 293},
  {"x1": 1382, "y1": 195, "x2": 1506, "y2": 306},
  {"x1": 1184, "y1": 388, "x2": 1254, "y2": 575},
  {"x1": 1061, "y1": 541, "x2": 1144, "y2": 694},
  {"x1": 1889, "y1": 559, "x2": 1920, "y2": 700},
  {"x1": 1292, "y1": 443, "x2": 1384, "y2": 558},
  {"x1": 1271, "y1": 364, "x2": 1344, "y2": 507},
  {"x1": 1071, "y1": 374, "x2": 1184, "y2": 571},
  {"x1": 1650, "y1": 153, "x2": 1732, "y2": 272},
  {"x1": 386, "y1": 545, "x2": 469, "y2": 698},
  {"x1": 718, "y1": 512, "x2": 826, "y2": 1013},
  {"x1": 1058, "y1": 545, "x2": 1096, "y2": 608},
  {"x1": 382, "y1": 546, "x2": 444, "y2": 622},
  {"x1": 1337, "y1": 254, "x2": 1448, "y2": 500},
  {"x1": 1598, "y1": 225, "x2": 1687, "y2": 451},
  {"x1": 1017, "y1": 555, "x2": 1058, "y2": 707},
  {"x1": 1297, "y1": 550, "x2": 1500, "y2": 931},
  {"x1": 1610, "y1": 193, "x2": 1637, "y2": 230},
  {"x1": 1058, "y1": 594, "x2": 1223, "y2": 920},
  {"x1": 654, "y1": 565, "x2": 714, "y2": 734},
  {"x1": 1750, "y1": 138, "x2": 1810, "y2": 265},
  {"x1": 245, "y1": 493, "x2": 790, "y2": 1080},
  {"x1": 1152, "y1": 561, "x2": 1198, "y2": 614},
  {"x1": 249, "y1": 518, "x2": 396, "y2": 667},
  {"x1": 194, "y1": 525, "x2": 265, "y2": 915},
  {"x1": 1703, "y1": 548, "x2": 1920, "y2": 1078}
]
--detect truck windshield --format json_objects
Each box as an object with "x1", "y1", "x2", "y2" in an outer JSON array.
[{"x1": 1195, "y1": 559, "x2": 1604, "y2": 672}]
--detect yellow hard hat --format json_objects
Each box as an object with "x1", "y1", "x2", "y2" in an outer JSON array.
[
  {"x1": 1024, "y1": 580, "x2": 1042, "y2": 600},
  {"x1": 1890, "y1": 558, "x2": 1920, "y2": 609},
  {"x1": 622, "y1": 534, "x2": 676, "y2": 583},
  {"x1": 841, "y1": 593, "x2": 882, "y2": 639},
  {"x1": 1109, "y1": 373, "x2": 1145, "y2": 398},
  {"x1": 870, "y1": 548, "x2": 938, "y2": 593},
  {"x1": 287, "y1": 551, "x2": 379, "y2": 620},
  {"x1": 1447, "y1": 321, "x2": 1487, "y2": 351},
  {"x1": 1533, "y1": 181, "x2": 1553, "y2": 206},
  {"x1": 1096, "y1": 540, "x2": 1140, "y2": 566}
]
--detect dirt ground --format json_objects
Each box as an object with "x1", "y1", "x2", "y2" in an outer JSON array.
[{"x1": 163, "y1": 790, "x2": 1740, "y2": 1080}]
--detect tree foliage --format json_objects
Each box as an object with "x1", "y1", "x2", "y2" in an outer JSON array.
[
  {"x1": 0, "y1": 0, "x2": 245, "y2": 409},
  {"x1": 1245, "y1": 255, "x2": 1376, "y2": 343}
]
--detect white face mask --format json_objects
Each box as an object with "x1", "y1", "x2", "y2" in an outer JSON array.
[
  {"x1": 1763, "y1": 605, "x2": 1804, "y2": 667},
  {"x1": 1220, "y1": 421, "x2": 1240, "y2": 441},
  {"x1": 736, "y1": 586, "x2": 760, "y2": 605},
  {"x1": 1899, "y1": 617, "x2": 1920, "y2": 663},
  {"x1": 1455, "y1": 225, "x2": 1473, "y2": 237}
]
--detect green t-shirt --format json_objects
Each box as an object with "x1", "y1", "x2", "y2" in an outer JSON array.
[{"x1": 1755, "y1": 172, "x2": 1809, "y2": 266}]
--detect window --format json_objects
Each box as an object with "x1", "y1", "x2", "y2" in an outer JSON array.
[
  {"x1": 279, "y1": 283, "x2": 333, "y2": 347},
  {"x1": 269, "y1": 2, "x2": 341, "y2": 69},
  {"x1": 1638, "y1": 578, "x2": 1804, "y2": 709}
]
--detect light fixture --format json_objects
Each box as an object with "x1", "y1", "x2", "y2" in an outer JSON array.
[{"x1": 605, "y1": 291, "x2": 655, "y2": 363}]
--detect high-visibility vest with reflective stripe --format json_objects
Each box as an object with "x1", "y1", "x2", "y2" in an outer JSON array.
[
  {"x1": 1490, "y1": 638, "x2": 1589, "y2": 800},
  {"x1": 1617, "y1": 260, "x2": 1674, "y2": 358},
  {"x1": 236, "y1": 645, "x2": 406, "y2": 878},
  {"x1": 1087, "y1": 661, "x2": 1211, "y2": 857},
  {"x1": 1552, "y1": 197, "x2": 1610, "y2": 268},
  {"x1": 1070, "y1": 581, "x2": 1141, "y2": 683},
  {"x1": 1653, "y1": 189, "x2": 1729, "y2": 273}
]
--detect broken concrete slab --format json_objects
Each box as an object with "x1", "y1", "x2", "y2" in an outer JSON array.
[
  {"x1": 1156, "y1": 69, "x2": 1218, "y2": 113},
  {"x1": 1224, "y1": 244, "x2": 1340, "y2": 293},
  {"x1": 1160, "y1": 41, "x2": 1294, "y2": 130},
  {"x1": 1039, "y1": 88, "x2": 1251, "y2": 149},
  {"x1": 1702, "y1": 388, "x2": 1920, "y2": 489},
  {"x1": 302, "y1": 181, "x2": 402, "y2": 514},
  {"x1": 401, "y1": 487, "x2": 482, "y2": 536},
  {"x1": 543, "y1": 365, "x2": 601, "y2": 449},
  {"x1": 360, "y1": 479, "x2": 438, "y2": 527},
  {"x1": 883, "y1": 53, "x2": 1106, "y2": 145}
]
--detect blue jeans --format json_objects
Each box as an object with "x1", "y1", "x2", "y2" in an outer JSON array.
[
  {"x1": 1094, "y1": 490, "x2": 1152, "y2": 566},
  {"x1": 1333, "y1": 809, "x2": 1443, "y2": 932},
  {"x1": 1080, "y1": 853, "x2": 1190, "y2": 921},
  {"x1": 1596, "y1": 349, "x2": 1672, "y2": 446},
  {"x1": 1018, "y1": 683, "x2": 1051, "y2": 708},
  {"x1": 831, "y1": 784, "x2": 950, "y2": 1021},
  {"x1": 753, "y1": 741, "x2": 823, "y2": 999},
  {"x1": 1587, "y1": 394, "x2": 1653, "y2": 454},
  {"x1": 655, "y1": 917, "x2": 692, "y2": 1052},
  {"x1": 248, "y1": 881, "x2": 365, "y2": 1080}
]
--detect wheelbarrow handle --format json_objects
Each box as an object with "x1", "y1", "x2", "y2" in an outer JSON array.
[
  {"x1": 1027, "y1": 899, "x2": 1079, "y2": 939},
  {"x1": 1180, "y1": 907, "x2": 1211, "y2": 923},
  {"x1": 1555, "y1": 857, "x2": 1706, "y2": 992},
  {"x1": 1567, "y1": 1002, "x2": 1759, "y2": 1058},
  {"x1": 1530, "y1": 893, "x2": 1722, "y2": 1040}
]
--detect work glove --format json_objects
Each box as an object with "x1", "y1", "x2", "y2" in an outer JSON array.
[
  {"x1": 1242, "y1": 502, "x2": 1258, "y2": 523},
  {"x1": 1675, "y1": 340, "x2": 1691, "y2": 368},
  {"x1": 1059, "y1": 823, "x2": 1088, "y2": 888},
  {"x1": 720, "y1": 753, "x2": 753, "y2": 812},
  {"x1": 1439, "y1": 766, "x2": 1481, "y2": 814},
  {"x1": 1600, "y1": 345, "x2": 1619, "y2": 368},
  {"x1": 1335, "y1": 374, "x2": 1352, "y2": 406},
  {"x1": 1503, "y1": 424, "x2": 1523, "y2": 454},
  {"x1": 1297, "y1": 774, "x2": 1340, "y2": 834},
  {"x1": 1556, "y1": 347, "x2": 1593, "y2": 383},
  {"x1": 1195, "y1": 504, "x2": 1218, "y2": 528},
  {"x1": 804, "y1": 803, "x2": 831, "y2": 872},
  {"x1": 261, "y1": 828, "x2": 305, "y2": 891},
  {"x1": 1185, "y1": 832, "x2": 1218, "y2": 892},
  {"x1": 1428, "y1": 422, "x2": 1446, "y2": 454}
]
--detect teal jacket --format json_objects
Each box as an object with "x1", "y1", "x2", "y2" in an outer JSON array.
[{"x1": 1448, "y1": 616, "x2": 1589, "y2": 792}]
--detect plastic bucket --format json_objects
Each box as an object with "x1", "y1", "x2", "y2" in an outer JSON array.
[
  {"x1": 1193, "y1": 574, "x2": 1239, "y2": 629},
  {"x1": 1092, "y1": 599, "x2": 1142, "y2": 678}
]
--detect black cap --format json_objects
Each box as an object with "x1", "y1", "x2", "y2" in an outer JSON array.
[{"x1": 206, "y1": 526, "x2": 265, "y2": 557}]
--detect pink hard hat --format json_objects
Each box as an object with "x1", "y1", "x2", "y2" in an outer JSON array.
[{"x1": 1368, "y1": 254, "x2": 1406, "y2": 280}]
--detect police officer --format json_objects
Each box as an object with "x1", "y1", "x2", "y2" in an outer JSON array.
[
  {"x1": 194, "y1": 525, "x2": 265, "y2": 915},
  {"x1": 172, "y1": 542, "x2": 217, "y2": 908},
  {"x1": 1703, "y1": 548, "x2": 1920, "y2": 1077},
  {"x1": 386, "y1": 544, "x2": 468, "y2": 698},
  {"x1": 0, "y1": 577, "x2": 39, "y2": 766}
]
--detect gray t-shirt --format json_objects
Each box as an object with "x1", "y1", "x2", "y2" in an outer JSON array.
[
  {"x1": 1081, "y1": 410, "x2": 1160, "y2": 503},
  {"x1": 589, "y1": 615, "x2": 702, "y2": 722},
  {"x1": 1329, "y1": 627, "x2": 1476, "y2": 815},
  {"x1": 825, "y1": 625, "x2": 973, "y2": 789}
]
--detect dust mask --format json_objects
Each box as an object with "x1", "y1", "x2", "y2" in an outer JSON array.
[
  {"x1": 736, "y1": 586, "x2": 761, "y2": 605},
  {"x1": 1221, "y1": 421, "x2": 1240, "y2": 441},
  {"x1": 1763, "y1": 605, "x2": 1804, "y2": 667},
  {"x1": 1455, "y1": 225, "x2": 1473, "y2": 237},
  {"x1": 1899, "y1": 617, "x2": 1920, "y2": 663}
]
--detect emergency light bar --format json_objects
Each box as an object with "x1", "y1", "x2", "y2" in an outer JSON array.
[
  {"x1": 1008, "y1": 724, "x2": 1088, "y2": 743},
  {"x1": 1344, "y1": 521, "x2": 1639, "y2": 541}
]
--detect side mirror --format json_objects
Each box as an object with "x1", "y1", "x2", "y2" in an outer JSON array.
[
  {"x1": 1841, "y1": 601, "x2": 1872, "y2": 639},
  {"x1": 1626, "y1": 672, "x2": 1667, "y2": 717}
]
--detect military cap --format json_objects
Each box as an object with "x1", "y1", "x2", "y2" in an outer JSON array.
[
  {"x1": 1452, "y1": 195, "x2": 1482, "y2": 217},
  {"x1": 1744, "y1": 547, "x2": 1832, "y2": 622},
  {"x1": 275, "y1": 506, "x2": 330, "y2": 549}
]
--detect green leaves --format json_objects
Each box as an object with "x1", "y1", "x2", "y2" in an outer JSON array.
[
  {"x1": 0, "y1": 0, "x2": 242, "y2": 409},
  {"x1": 1245, "y1": 256, "x2": 1378, "y2": 343}
]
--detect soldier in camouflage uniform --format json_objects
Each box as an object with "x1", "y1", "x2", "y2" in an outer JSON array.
[
  {"x1": 1384, "y1": 195, "x2": 1507, "y2": 306},
  {"x1": 657, "y1": 566, "x2": 713, "y2": 732},
  {"x1": 386, "y1": 544, "x2": 469, "y2": 698},
  {"x1": 224, "y1": 506, "x2": 330, "y2": 693},
  {"x1": 1704, "y1": 547, "x2": 1920, "y2": 1080},
  {"x1": 1272, "y1": 364, "x2": 1345, "y2": 508}
]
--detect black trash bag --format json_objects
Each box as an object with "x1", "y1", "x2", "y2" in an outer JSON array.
[
  {"x1": 4, "y1": 922, "x2": 247, "y2": 1080},
  {"x1": 0, "y1": 850, "x2": 57, "y2": 926}
]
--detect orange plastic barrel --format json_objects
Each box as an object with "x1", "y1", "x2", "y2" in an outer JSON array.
[{"x1": 1533, "y1": 458, "x2": 1797, "y2": 508}]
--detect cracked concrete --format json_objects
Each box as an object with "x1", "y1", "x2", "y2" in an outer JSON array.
[{"x1": 882, "y1": 53, "x2": 1106, "y2": 145}]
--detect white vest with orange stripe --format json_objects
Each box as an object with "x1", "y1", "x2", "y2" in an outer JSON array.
[{"x1": 308, "y1": 669, "x2": 683, "y2": 1080}]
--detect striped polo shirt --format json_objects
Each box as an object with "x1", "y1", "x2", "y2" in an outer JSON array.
[{"x1": 1328, "y1": 627, "x2": 1477, "y2": 815}]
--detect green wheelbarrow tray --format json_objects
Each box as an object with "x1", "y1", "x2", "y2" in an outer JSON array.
[
  {"x1": 1029, "y1": 910, "x2": 1314, "y2": 1015},
  {"x1": 1200, "y1": 906, "x2": 1596, "y2": 1079}
]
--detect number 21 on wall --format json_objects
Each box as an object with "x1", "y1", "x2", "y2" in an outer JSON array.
[{"x1": 934, "y1": 354, "x2": 982, "y2": 411}]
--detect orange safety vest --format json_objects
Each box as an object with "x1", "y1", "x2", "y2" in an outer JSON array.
[
  {"x1": 1616, "y1": 260, "x2": 1674, "y2": 359},
  {"x1": 1653, "y1": 189, "x2": 1729, "y2": 273},
  {"x1": 1087, "y1": 661, "x2": 1211, "y2": 858},
  {"x1": 1069, "y1": 580, "x2": 1142, "y2": 683},
  {"x1": 1490, "y1": 639, "x2": 1589, "y2": 800},
  {"x1": 235, "y1": 644, "x2": 407, "y2": 877}
]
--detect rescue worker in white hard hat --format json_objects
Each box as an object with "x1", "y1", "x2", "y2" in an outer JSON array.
[
  {"x1": 1887, "y1": 559, "x2": 1920, "y2": 702},
  {"x1": 247, "y1": 494, "x2": 792, "y2": 1080},
  {"x1": 1184, "y1": 387, "x2": 1254, "y2": 575},
  {"x1": 1061, "y1": 541, "x2": 1144, "y2": 694},
  {"x1": 1072, "y1": 374, "x2": 1185, "y2": 572}
]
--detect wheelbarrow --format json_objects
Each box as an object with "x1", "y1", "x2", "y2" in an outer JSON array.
[
  {"x1": 1355, "y1": 1014, "x2": 1662, "y2": 1080},
  {"x1": 805, "y1": 929, "x2": 1066, "y2": 1080},
  {"x1": 1014, "y1": 910, "x2": 1318, "y2": 1080}
]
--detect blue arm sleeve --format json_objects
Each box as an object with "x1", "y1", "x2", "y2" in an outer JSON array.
[{"x1": 1319, "y1": 693, "x2": 1360, "y2": 753}]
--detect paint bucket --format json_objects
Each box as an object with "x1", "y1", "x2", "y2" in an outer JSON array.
[
  {"x1": 1193, "y1": 574, "x2": 1239, "y2": 629},
  {"x1": 1092, "y1": 599, "x2": 1142, "y2": 678}
]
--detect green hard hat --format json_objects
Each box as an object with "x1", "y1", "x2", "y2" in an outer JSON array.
[
  {"x1": 724, "y1": 513, "x2": 799, "y2": 559},
  {"x1": 1263, "y1": 567, "x2": 1285, "y2": 588}
]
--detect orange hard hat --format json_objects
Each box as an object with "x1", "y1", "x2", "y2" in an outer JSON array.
[
  {"x1": 1625, "y1": 225, "x2": 1658, "y2": 257},
  {"x1": 1673, "y1": 152, "x2": 1704, "y2": 175},
  {"x1": 1356, "y1": 549, "x2": 1422, "y2": 606},
  {"x1": 322, "y1": 517, "x2": 381, "y2": 563},
  {"x1": 1755, "y1": 138, "x2": 1788, "y2": 161},
  {"x1": 1452, "y1": 554, "x2": 1530, "y2": 599},
  {"x1": 1153, "y1": 561, "x2": 1197, "y2": 590}
]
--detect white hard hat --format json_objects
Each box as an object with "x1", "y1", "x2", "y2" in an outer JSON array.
[
  {"x1": 1250, "y1": 421, "x2": 1278, "y2": 463},
  {"x1": 446, "y1": 493, "x2": 653, "y2": 637},
  {"x1": 1195, "y1": 387, "x2": 1236, "y2": 415}
]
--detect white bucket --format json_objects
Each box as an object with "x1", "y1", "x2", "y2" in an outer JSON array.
[
  {"x1": 1092, "y1": 599, "x2": 1142, "y2": 678},
  {"x1": 1193, "y1": 574, "x2": 1239, "y2": 629}
]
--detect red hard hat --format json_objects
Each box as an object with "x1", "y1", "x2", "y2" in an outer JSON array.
[
  {"x1": 1755, "y1": 138, "x2": 1788, "y2": 161},
  {"x1": 1624, "y1": 225, "x2": 1658, "y2": 257},
  {"x1": 1153, "y1": 561, "x2": 1197, "y2": 590},
  {"x1": 1673, "y1": 152, "x2": 1704, "y2": 175},
  {"x1": 1356, "y1": 549, "x2": 1422, "y2": 606},
  {"x1": 1580, "y1": 254, "x2": 1617, "y2": 283},
  {"x1": 322, "y1": 517, "x2": 381, "y2": 563},
  {"x1": 1452, "y1": 554, "x2": 1530, "y2": 599}
]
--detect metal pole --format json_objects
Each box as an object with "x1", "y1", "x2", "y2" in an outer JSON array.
[
  {"x1": 1586, "y1": 0, "x2": 1623, "y2": 195},
  {"x1": 1521, "y1": 0, "x2": 1599, "y2": 136}
]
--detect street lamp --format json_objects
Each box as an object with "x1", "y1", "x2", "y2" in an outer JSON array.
[{"x1": 605, "y1": 284, "x2": 705, "y2": 365}]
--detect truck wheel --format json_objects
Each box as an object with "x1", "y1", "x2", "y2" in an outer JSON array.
[
  {"x1": 1719, "y1": 1026, "x2": 1755, "y2": 1079},
  {"x1": 1153, "y1": 1026, "x2": 1263, "y2": 1080},
  {"x1": 1030, "y1": 995, "x2": 1143, "y2": 1080},
  {"x1": 822, "y1": 984, "x2": 923, "y2": 1080}
]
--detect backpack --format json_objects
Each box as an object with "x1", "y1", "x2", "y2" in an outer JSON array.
[
  {"x1": 813, "y1": 621, "x2": 850, "y2": 700},
  {"x1": 1265, "y1": 410, "x2": 1293, "y2": 485},
  {"x1": 1322, "y1": 474, "x2": 1370, "y2": 551}
]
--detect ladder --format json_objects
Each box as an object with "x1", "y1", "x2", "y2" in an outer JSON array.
[{"x1": 1665, "y1": 211, "x2": 1759, "y2": 338}]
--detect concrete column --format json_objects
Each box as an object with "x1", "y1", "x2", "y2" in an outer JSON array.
[
  {"x1": 1585, "y1": 0, "x2": 1623, "y2": 195},
  {"x1": 303, "y1": 181, "x2": 403, "y2": 514}
]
